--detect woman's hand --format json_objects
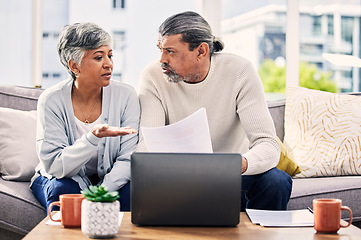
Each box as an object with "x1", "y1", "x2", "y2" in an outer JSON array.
[{"x1": 92, "y1": 124, "x2": 137, "y2": 138}]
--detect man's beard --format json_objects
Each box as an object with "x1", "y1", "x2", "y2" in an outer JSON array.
[{"x1": 161, "y1": 63, "x2": 199, "y2": 83}]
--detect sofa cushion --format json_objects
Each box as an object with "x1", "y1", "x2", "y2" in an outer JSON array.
[
  {"x1": 0, "y1": 178, "x2": 46, "y2": 236},
  {"x1": 0, "y1": 107, "x2": 39, "y2": 181},
  {"x1": 288, "y1": 176, "x2": 361, "y2": 222},
  {"x1": 284, "y1": 86, "x2": 361, "y2": 178}
]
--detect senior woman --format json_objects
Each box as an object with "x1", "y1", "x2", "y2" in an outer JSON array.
[{"x1": 30, "y1": 23, "x2": 140, "y2": 212}]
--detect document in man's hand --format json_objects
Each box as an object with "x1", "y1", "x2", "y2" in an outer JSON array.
[
  {"x1": 141, "y1": 108, "x2": 213, "y2": 153},
  {"x1": 246, "y1": 209, "x2": 314, "y2": 227}
]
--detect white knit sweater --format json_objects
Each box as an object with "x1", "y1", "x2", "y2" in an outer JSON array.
[{"x1": 136, "y1": 52, "x2": 280, "y2": 175}]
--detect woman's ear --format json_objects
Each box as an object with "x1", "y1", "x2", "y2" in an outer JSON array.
[
  {"x1": 68, "y1": 59, "x2": 80, "y2": 75},
  {"x1": 196, "y1": 42, "x2": 210, "y2": 59}
]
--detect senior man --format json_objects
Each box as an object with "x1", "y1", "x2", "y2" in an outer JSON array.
[{"x1": 137, "y1": 11, "x2": 292, "y2": 211}]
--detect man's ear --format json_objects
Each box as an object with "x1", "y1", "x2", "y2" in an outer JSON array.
[
  {"x1": 196, "y1": 42, "x2": 210, "y2": 59},
  {"x1": 68, "y1": 59, "x2": 80, "y2": 74}
]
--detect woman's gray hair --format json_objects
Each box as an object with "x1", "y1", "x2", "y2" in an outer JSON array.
[
  {"x1": 57, "y1": 22, "x2": 112, "y2": 80},
  {"x1": 158, "y1": 11, "x2": 224, "y2": 56}
]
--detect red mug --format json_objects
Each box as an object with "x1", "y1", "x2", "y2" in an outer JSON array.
[
  {"x1": 48, "y1": 194, "x2": 85, "y2": 228},
  {"x1": 313, "y1": 198, "x2": 352, "y2": 233}
]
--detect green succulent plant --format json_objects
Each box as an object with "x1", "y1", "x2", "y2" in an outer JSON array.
[{"x1": 81, "y1": 185, "x2": 119, "y2": 202}]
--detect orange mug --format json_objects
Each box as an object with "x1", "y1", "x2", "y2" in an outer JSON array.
[
  {"x1": 48, "y1": 194, "x2": 85, "y2": 228},
  {"x1": 313, "y1": 198, "x2": 352, "y2": 233}
]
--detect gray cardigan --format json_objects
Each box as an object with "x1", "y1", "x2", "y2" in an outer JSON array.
[{"x1": 31, "y1": 79, "x2": 140, "y2": 192}]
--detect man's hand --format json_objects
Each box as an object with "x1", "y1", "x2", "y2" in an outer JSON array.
[
  {"x1": 92, "y1": 124, "x2": 137, "y2": 138},
  {"x1": 242, "y1": 156, "x2": 248, "y2": 173}
]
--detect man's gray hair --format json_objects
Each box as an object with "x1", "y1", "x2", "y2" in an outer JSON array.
[
  {"x1": 57, "y1": 22, "x2": 111, "y2": 80},
  {"x1": 158, "y1": 11, "x2": 224, "y2": 55}
]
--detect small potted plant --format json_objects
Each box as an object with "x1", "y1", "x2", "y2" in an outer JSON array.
[{"x1": 81, "y1": 185, "x2": 120, "y2": 239}]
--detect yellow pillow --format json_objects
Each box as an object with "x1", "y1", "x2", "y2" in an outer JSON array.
[
  {"x1": 284, "y1": 86, "x2": 361, "y2": 178},
  {"x1": 276, "y1": 137, "x2": 301, "y2": 176}
]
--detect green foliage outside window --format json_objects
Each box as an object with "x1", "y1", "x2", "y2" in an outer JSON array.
[{"x1": 258, "y1": 59, "x2": 337, "y2": 93}]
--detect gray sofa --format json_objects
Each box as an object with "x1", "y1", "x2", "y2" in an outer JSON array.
[
  {"x1": 0, "y1": 85, "x2": 46, "y2": 240},
  {"x1": 0, "y1": 85, "x2": 360, "y2": 239}
]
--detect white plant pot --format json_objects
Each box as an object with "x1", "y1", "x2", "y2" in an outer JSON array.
[{"x1": 81, "y1": 199, "x2": 120, "y2": 239}]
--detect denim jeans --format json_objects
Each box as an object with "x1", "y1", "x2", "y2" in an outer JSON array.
[
  {"x1": 31, "y1": 175, "x2": 131, "y2": 213},
  {"x1": 241, "y1": 167, "x2": 293, "y2": 211}
]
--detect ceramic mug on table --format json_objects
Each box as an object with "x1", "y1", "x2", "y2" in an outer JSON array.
[
  {"x1": 48, "y1": 194, "x2": 85, "y2": 228},
  {"x1": 313, "y1": 198, "x2": 352, "y2": 233}
]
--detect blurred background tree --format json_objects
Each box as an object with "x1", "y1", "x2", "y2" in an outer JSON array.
[{"x1": 258, "y1": 59, "x2": 337, "y2": 94}]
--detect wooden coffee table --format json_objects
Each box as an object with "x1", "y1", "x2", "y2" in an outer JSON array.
[{"x1": 23, "y1": 212, "x2": 360, "y2": 240}]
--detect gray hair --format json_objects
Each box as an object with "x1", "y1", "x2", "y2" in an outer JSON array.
[
  {"x1": 158, "y1": 11, "x2": 224, "y2": 56},
  {"x1": 57, "y1": 22, "x2": 112, "y2": 80}
]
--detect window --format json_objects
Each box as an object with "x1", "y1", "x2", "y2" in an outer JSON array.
[
  {"x1": 312, "y1": 16, "x2": 322, "y2": 36},
  {"x1": 42, "y1": 32, "x2": 59, "y2": 39},
  {"x1": 342, "y1": 16, "x2": 354, "y2": 44},
  {"x1": 53, "y1": 73, "x2": 61, "y2": 78},
  {"x1": 300, "y1": 44, "x2": 323, "y2": 56},
  {"x1": 2, "y1": 0, "x2": 359, "y2": 91},
  {"x1": 113, "y1": 31, "x2": 126, "y2": 51},
  {"x1": 260, "y1": 33, "x2": 286, "y2": 61},
  {"x1": 328, "y1": 15, "x2": 334, "y2": 35},
  {"x1": 113, "y1": 0, "x2": 125, "y2": 9},
  {"x1": 112, "y1": 73, "x2": 122, "y2": 81},
  {"x1": 112, "y1": 31, "x2": 127, "y2": 82}
]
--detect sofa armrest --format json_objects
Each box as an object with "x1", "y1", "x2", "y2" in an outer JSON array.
[{"x1": 0, "y1": 85, "x2": 43, "y2": 111}]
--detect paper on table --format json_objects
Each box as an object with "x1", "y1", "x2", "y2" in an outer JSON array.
[
  {"x1": 141, "y1": 108, "x2": 213, "y2": 153},
  {"x1": 246, "y1": 209, "x2": 314, "y2": 227},
  {"x1": 46, "y1": 211, "x2": 61, "y2": 225},
  {"x1": 46, "y1": 211, "x2": 125, "y2": 226}
]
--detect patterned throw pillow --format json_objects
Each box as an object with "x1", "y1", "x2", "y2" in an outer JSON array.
[
  {"x1": 284, "y1": 86, "x2": 361, "y2": 178},
  {"x1": 276, "y1": 137, "x2": 301, "y2": 177}
]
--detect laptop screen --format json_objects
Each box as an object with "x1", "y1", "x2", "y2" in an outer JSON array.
[{"x1": 131, "y1": 152, "x2": 242, "y2": 227}]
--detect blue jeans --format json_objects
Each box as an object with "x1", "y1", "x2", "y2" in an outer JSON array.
[
  {"x1": 241, "y1": 167, "x2": 292, "y2": 211},
  {"x1": 31, "y1": 175, "x2": 131, "y2": 213}
]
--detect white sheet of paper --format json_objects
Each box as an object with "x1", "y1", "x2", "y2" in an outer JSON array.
[
  {"x1": 46, "y1": 211, "x2": 124, "y2": 226},
  {"x1": 141, "y1": 108, "x2": 213, "y2": 153},
  {"x1": 46, "y1": 211, "x2": 61, "y2": 225},
  {"x1": 246, "y1": 209, "x2": 314, "y2": 227}
]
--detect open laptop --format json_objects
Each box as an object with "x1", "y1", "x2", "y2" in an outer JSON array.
[{"x1": 130, "y1": 152, "x2": 242, "y2": 227}]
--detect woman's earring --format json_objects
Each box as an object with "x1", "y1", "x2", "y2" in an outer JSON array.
[{"x1": 75, "y1": 72, "x2": 80, "y2": 78}]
